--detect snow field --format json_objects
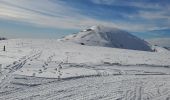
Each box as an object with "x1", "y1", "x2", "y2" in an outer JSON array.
[{"x1": 0, "y1": 39, "x2": 170, "y2": 100}]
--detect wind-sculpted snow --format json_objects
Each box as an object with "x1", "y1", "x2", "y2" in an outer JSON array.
[
  {"x1": 0, "y1": 39, "x2": 170, "y2": 100},
  {"x1": 60, "y1": 25, "x2": 152, "y2": 51}
]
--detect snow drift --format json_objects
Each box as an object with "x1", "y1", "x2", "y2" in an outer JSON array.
[{"x1": 60, "y1": 25, "x2": 152, "y2": 51}]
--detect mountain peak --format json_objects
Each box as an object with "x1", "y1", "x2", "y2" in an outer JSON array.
[
  {"x1": 90, "y1": 25, "x2": 103, "y2": 30},
  {"x1": 60, "y1": 26, "x2": 152, "y2": 51},
  {"x1": 89, "y1": 25, "x2": 120, "y2": 33}
]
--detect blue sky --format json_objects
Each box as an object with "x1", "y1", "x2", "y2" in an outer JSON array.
[{"x1": 0, "y1": 0, "x2": 170, "y2": 38}]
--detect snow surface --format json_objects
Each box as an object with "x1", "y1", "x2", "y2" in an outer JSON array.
[
  {"x1": 0, "y1": 39, "x2": 170, "y2": 100},
  {"x1": 60, "y1": 25, "x2": 152, "y2": 51}
]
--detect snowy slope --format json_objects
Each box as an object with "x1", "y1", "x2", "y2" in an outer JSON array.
[
  {"x1": 60, "y1": 25, "x2": 152, "y2": 51},
  {"x1": 0, "y1": 39, "x2": 169, "y2": 79},
  {"x1": 0, "y1": 39, "x2": 170, "y2": 100}
]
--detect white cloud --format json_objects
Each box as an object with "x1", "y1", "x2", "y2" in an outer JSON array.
[
  {"x1": 91, "y1": 0, "x2": 165, "y2": 10},
  {"x1": 138, "y1": 11, "x2": 170, "y2": 20}
]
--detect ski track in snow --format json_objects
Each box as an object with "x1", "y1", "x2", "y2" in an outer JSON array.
[
  {"x1": 0, "y1": 39, "x2": 170, "y2": 100},
  {"x1": 0, "y1": 49, "x2": 42, "y2": 88}
]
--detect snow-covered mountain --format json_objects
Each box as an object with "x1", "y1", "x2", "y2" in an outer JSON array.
[{"x1": 60, "y1": 25, "x2": 152, "y2": 51}]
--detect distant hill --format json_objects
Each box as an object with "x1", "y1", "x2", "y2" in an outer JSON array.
[
  {"x1": 0, "y1": 37, "x2": 7, "y2": 40},
  {"x1": 147, "y1": 38, "x2": 170, "y2": 48},
  {"x1": 132, "y1": 29, "x2": 170, "y2": 39}
]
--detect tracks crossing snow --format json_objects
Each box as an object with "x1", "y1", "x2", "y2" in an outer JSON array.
[{"x1": 0, "y1": 49, "x2": 42, "y2": 88}]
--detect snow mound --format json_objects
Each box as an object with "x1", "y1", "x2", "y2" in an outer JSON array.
[{"x1": 60, "y1": 25, "x2": 152, "y2": 51}]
